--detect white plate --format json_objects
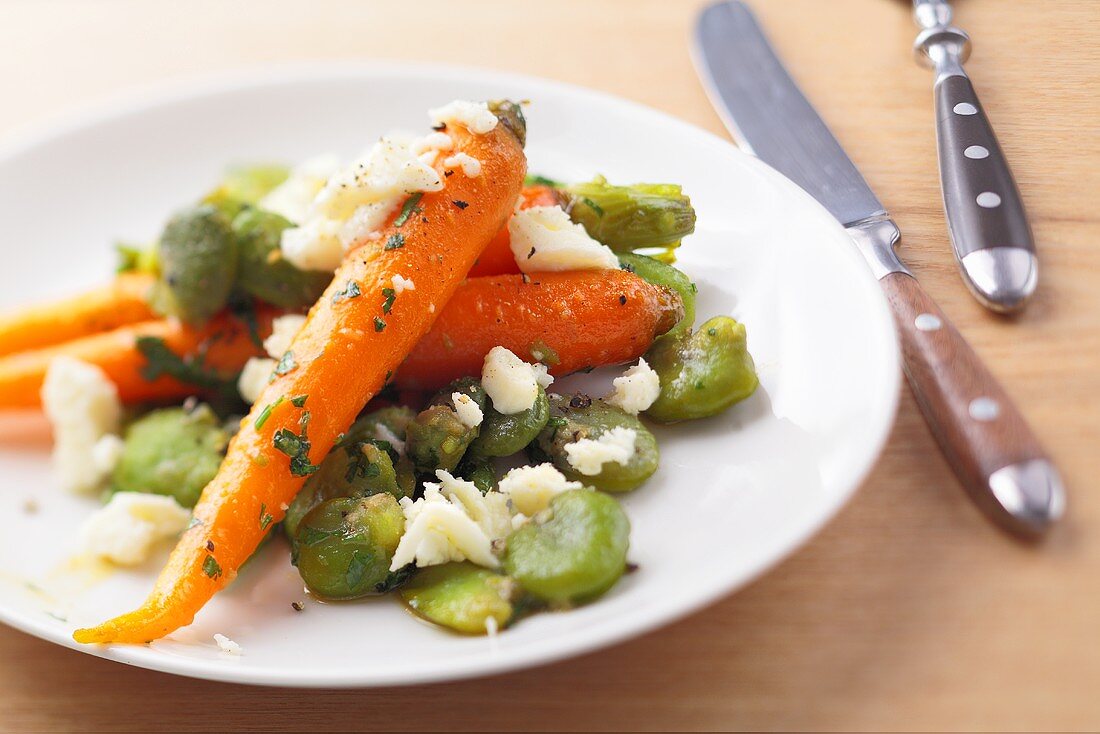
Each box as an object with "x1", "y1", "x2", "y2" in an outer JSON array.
[{"x1": 0, "y1": 63, "x2": 899, "y2": 687}]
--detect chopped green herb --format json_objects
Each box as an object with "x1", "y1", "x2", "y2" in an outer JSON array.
[
  {"x1": 381, "y1": 287, "x2": 396, "y2": 314},
  {"x1": 290, "y1": 394, "x2": 308, "y2": 407},
  {"x1": 298, "y1": 526, "x2": 334, "y2": 546},
  {"x1": 273, "y1": 412, "x2": 319, "y2": 476},
  {"x1": 393, "y1": 193, "x2": 423, "y2": 227},
  {"x1": 345, "y1": 551, "x2": 371, "y2": 590},
  {"x1": 332, "y1": 280, "x2": 362, "y2": 302},
  {"x1": 384, "y1": 233, "x2": 406, "y2": 251},
  {"x1": 374, "y1": 563, "x2": 416, "y2": 593},
  {"x1": 135, "y1": 336, "x2": 239, "y2": 397},
  {"x1": 254, "y1": 396, "x2": 284, "y2": 429},
  {"x1": 274, "y1": 350, "x2": 297, "y2": 376},
  {"x1": 259, "y1": 503, "x2": 274, "y2": 531},
  {"x1": 202, "y1": 554, "x2": 223, "y2": 580},
  {"x1": 581, "y1": 196, "x2": 605, "y2": 217},
  {"x1": 374, "y1": 317, "x2": 386, "y2": 332}
]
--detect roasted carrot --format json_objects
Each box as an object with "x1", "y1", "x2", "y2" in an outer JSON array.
[
  {"x1": 73, "y1": 104, "x2": 527, "y2": 644},
  {"x1": 0, "y1": 273, "x2": 157, "y2": 358},
  {"x1": 467, "y1": 185, "x2": 559, "y2": 277},
  {"x1": 396, "y1": 270, "x2": 683, "y2": 390},
  {"x1": 0, "y1": 310, "x2": 273, "y2": 408}
]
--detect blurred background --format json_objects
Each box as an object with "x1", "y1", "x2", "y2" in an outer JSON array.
[{"x1": 1, "y1": 0, "x2": 1098, "y2": 731}]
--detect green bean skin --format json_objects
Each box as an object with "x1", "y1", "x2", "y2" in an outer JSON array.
[
  {"x1": 294, "y1": 495, "x2": 405, "y2": 600},
  {"x1": 150, "y1": 204, "x2": 238, "y2": 325},
  {"x1": 284, "y1": 441, "x2": 407, "y2": 544},
  {"x1": 536, "y1": 394, "x2": 658, "y2": 493},
  {"x1": 644, "y1": 316, "x2": 759, "y2": 423},
  {"x1": 470, "y1": 386, "x2": 550, "y2": 458},
  {"x1": 503, "y1": 490, "x2": 630, "y2": 605},
  {"x1": 231, "y1": 208, "x2": 332, "y2": 309},
  {"x1": 618, "y1": 253, "x2": 696, "y2": 341},
  {"x1": 110, "y1": 404, "x2": 229, "y2": 508},
  {"x1": 400, "y1": 562, "x2": 518, "y2": 634},
  {"x1": 343, "y1": 406, "x2": 416, "y2": 449},
  {"x1": 561, "y1": 176, "x2": 696, "y2": 253}
]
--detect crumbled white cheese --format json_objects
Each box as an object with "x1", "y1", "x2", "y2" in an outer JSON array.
[
  {"x1": 481, "y1": 346, "x2": 538, "y2": 415},
  {"x1": 390, "y1": 483, "x2": 498, "y2": 570},
  {"x1": 434, "y1": 470, "x2": 512, "y2": 540},
  {"x1": 280, "y1": 135, "x2": 445, "y2": 272},
  {"x1": 607, "y1": 358, "x2": 661, "y2": 415},
  {"x1": 259, "y1": 154, "x2": 341, "y2": 224},
  {"x1": 391, "y1": 274, "x2": 416, "y2": 294},
  {"x1": 91, "y1": 434, "x2": 125, "y2": 477},
  {"x1": 280, "y1": 217, "x2": 344, "y2": 272},
  {"x1": 428, "y1": 100, "x2": 499, "y2": 135},
  {"x1": 498, "y1": 463, "x2": 585, "y2": 516},
  {"x1": 410, "y1": 131, "x2": 454, "y2": 155},
  {"x1": 79, "y1": 492, "x2": 191, "y2": 565},
  {"x1": 373, "y1": 423, "x2": 405, "y2": 456},
  {"x1": 263, "y1": 314, "x2": 306, "y2": 359},
  {"x1": 238, "y1": 357, "x2": 276, "y2": 404},
  {"x1": 564, "y1": 426, "x2": 638, "y2": 476},
  {"x1": 451, "y1": 392, "x2": 484, "y2": 429},
  {"x1": 213, "y1": 633, "x2": 242, "y2": 655},
  {"x1": 508, "y1": 205, "x2": 620, "y2": 273},
  {"x1": 41, "y1": 357, "x2": 122, "y2": 494},
  {"x1": 531, "y1": 363, "x2": 554, "y2": 389},
  {"x1": 443, "y1": 152, "x2": 482, "y2": 178}
]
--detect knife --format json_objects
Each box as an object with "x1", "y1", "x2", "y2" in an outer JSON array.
[
  {"x1": 912, "y1": 0, "x2": 1038, "y2": 313},
  {"x1": 692, "y1": 0, "x2": 1064, "y2": 538}
]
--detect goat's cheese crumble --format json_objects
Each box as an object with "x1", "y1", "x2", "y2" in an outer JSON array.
[
  {"x1": 451, "y1": 392, "x2": 484, "y2": 429},
  {"x1": 41, "y1": 357, "x2": 122, "y2": 494},
  {"x1": 79, "y1": 492, "x2": 191, "y2": 566},
  {"x1": 564, "y1": 426, "x2": 638, "y2": 476},
  {"x1": 498, "y1": 463, "x2": 585, "y2": 515},
  {"x1": 607, "y1": 358, "x2": 661, "y2": 415},
  {"x1": 237, "y1": 357, "x2": 276, "y2": 404},
  {"x1": 263, "y1": 314, "x2": 306, "y2": 359},
  {"x1": 481, "y1": 346, "x2": 538, "y2": 415},
  {"x1": 259, "y1": 154, "x2": 341, "y2": 225},
  {"x1": 428, "y1": 100, "x2": 499, "y2": 135},
  {"x1": 507, "y1": 205, "x2": 619, "y2": 273},
  {"x1": 213, "y1": 633, "x2": 243, "y2": 655},
  {"x1": 391, "y1": 274, "x2": 416, "y2": 294},
  {"x1": 390, "y1": 482, "x2": 498, "y2": 571},
  {"x1": 443, "y1": 152, "x2": 482, "y2": 178},
  {"x1": 531, "y1": 363, "x2": 554, "y2": 389}
]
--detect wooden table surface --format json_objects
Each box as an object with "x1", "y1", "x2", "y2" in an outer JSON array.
[{"x1": 1, "y1": 0, "x2": 1098, "y2": 730}]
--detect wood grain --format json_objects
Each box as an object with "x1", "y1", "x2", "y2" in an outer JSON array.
[
  {"x1": 881, "y1": 271, "x2": 1053, "y2": 536},
  {"x1": 0, "y1": 0, "x2": 1098, "y2": 730}
]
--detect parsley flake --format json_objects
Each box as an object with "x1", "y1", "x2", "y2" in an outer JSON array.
[
  {"x1": 273, "y1": 413, "x2": 319, "y2": 476},
  {"x1": 254, "y1": 396, "x2": 284, "y2": 429},
  {"x1": 202, "y1": 554, "x2": 222, "y2": 580},
  {"x1": 290, "y1": 394, "x2": 308, "y2": 407},
  {"x1": 384, "y1": 233, "x2": 405, "y2": 251},
  {"x1": 259, "y1": 503, "x2": 274, "y2": 531},
  {"x1": 381, "y1": 288, "x2": 396, "y2": 314},
  {"x1": 274, "y1": 350, "x2": 297, "y2": 376},
  {"x1": 374, "y1": 317, "x2": 386, "y2": 332},
  {"x1": 332, "y1": 280, "x2": 362, "y2": 302},
  {"x1": 393, "y1": 193, "x2": 423, "y2": 227}
]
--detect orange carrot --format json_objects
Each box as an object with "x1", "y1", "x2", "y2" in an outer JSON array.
[
  {"x1": 467, "y1": 185, "x2": 559, "y2": 277},
  {"x1": 74, "y1": 106, "x2": 527, "y2": 645},
  {"x1": 396, "y1": 270, "x2": 682, "y2": 390},
  {"x1": 0, "y1": 310, "x2": 274, "y2": 408},
  {"x1": 0, "y1": 273, "x2": 156, "y2": 358}
]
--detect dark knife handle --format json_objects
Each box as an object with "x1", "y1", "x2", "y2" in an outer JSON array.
[
  {"x1": 934, "y1": 72, "x2": 1037, "y2": 312},
  {"x1": 880, "y1": 270, "x2": 1063, "y2": 537}
]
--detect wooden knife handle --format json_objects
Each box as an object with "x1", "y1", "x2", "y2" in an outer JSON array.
[{"x1": 880, "y1": 271, "x2": 1064, "y2": 537}]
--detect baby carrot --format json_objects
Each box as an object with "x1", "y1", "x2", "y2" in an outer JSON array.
[
  {"x1": 395, "y1": 270, "x2": 683, "y2": 390},
  {"x1": 0, "y1": 273, "x2": 156, "y2": 358},
  {"x1": 73, "y1": 103, "x2": 527, "y2": 644}
]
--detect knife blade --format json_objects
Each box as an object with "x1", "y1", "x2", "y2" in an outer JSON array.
[{"x1": 692, "y1": 0, "x2": 1064, "y2": 538}]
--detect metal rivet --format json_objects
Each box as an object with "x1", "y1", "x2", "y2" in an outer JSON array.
[
  {"x1": 953, "y1": 102, "x2": 978, "y2": 115},
  {"x1": 976, "y1": 192, "x2": 1002, "y2": 208},
  {"x1": 969, "y1": 397, "x2": 1000, "y2": 422},
  {"x1": 914, "y1": 313, "x2": 942, "y2": 331},
  {"x1": 964, "y1": 145, "x2": 990, "y2": 159}
]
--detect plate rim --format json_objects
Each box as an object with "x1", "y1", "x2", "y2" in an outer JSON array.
[{"x1": 0, "y1": 60, "x2": 901, "y2": 687}]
